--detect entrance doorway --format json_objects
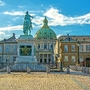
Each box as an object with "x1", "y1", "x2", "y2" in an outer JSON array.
[
  {"x1": 86, "y1": 58, "x2": 90, "y2": 67},
  {"x1": 40, "y1": 59, "x2": 42, "y2": 63}
]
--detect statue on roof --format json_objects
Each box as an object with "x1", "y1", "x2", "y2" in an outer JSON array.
[{"x1": 23, "y1": 11, "x2": 33, "y2": 35}]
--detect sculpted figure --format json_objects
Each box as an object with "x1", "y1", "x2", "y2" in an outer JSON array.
[{"x1": 23, "y1": 11, "x2": 33, "y2": 35}]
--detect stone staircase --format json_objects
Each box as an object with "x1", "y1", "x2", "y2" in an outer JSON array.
[
  {"x1": 10, "y1": 56, "x2": 46, "y2": 71},
  {"x1": 11, "y1": 63, "x2": 46, "y2": 71}
]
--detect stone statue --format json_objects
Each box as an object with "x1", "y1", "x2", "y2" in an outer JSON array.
[{"x1": 23, "y1": 11, "x2": 33, "y2": 35}]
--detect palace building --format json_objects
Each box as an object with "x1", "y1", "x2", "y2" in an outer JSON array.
[
  {"x1": 0, "y1": 11, "x2": 90, "y2": 69},
  {"x1": 54, "y1": 34, "x2": 90, "y2": 67}
]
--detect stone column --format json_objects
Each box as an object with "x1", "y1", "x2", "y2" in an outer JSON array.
[
  {"x1": 27, "y1": 67, "x2": 30, "y2": 74},
  {"x1": 46, "y1": 43, "x2": 48, "y2": 49},
  {"x1": 66, "y1": 66, "x2": 70, "y2": 74},
  {"x1": 18, "y1": 44, "x2": 20, "y2": 56},
  {"x1": 7, "y1": 66, "x2": 11, "y2": 74},
  {"x1": 32, "y1": 44, "x2": 34, "y2": 56},
  {"x1": 86, "y1": 67, "x2": 89, "y2": 74},
  {"x1": 46, "y1": 65, "x2": 50, "y2": 74},
  {"x1": 38, "y1": 54, "x2": 40, "y2": 63},
  {"x1": 47, "y1": 54, "x2": 48, "y2": 63},
  {"x1": 43, "y1": 54, "x2": 44, "y2": 63}
]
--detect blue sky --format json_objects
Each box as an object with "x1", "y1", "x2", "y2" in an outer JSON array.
[{"x1": 0, "y1": 0, "x2": 90, "y2": 40}]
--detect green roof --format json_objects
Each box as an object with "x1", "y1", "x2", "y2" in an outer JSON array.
[{"x1": 34, "y1": 17, "x2": 56, "y2": 39}]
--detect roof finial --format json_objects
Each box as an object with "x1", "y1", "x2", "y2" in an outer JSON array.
[{"x1": 42, "y1": 16, "x2": 49, "y2": 28}]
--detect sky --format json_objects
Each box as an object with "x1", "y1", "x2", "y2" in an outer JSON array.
[{"x1": 0, "y1": 0, "x2": 90, "y2": 40}]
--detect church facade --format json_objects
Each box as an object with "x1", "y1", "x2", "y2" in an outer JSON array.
[{"x1": 34, "y1": 17, "x2": 57, "y2": 64}]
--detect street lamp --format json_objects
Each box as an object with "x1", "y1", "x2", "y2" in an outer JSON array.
[
  {"x1": 77, "y1": 41, "x2": 80, "y2": 65},
  {"x1": 55, "y1": 54, "x2": 58, "y2": 68}
]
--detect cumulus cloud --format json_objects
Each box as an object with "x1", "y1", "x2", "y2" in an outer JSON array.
[
  {"x1": 12, "y1": 17, "x2": 20, "y2": 21},
  {"x1": 0, "y1": 25, "x2": 23, "y2": 31},
  {"x1": 1, "y1": 7, "x2": 90, "y2": 33},
  {"x1": 3, "y1": 11, "x2": 36, "y2": 16},
  {"x1": 44, "y1": 7, "x2": 90, "y2": 26},
  {"x1": 0, "y1": 31, "x2": 5, "y2": 35},
  {"x1": 3, "y1": 11, "x2": 25, "y2": 16},
  {"x1": 57, "y1": 34, "x2": 63, "y2": 38},
  {"x1": 33, "y1": 16, "x2": 44, "y2": 25},
  {"x1": 0, "y1": 0, "x2": 5, "y2": 6},
  {"x1": 0, "y1": 31, "x2": 6, "y2": 40}
]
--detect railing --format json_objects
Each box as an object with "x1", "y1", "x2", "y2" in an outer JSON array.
[{"x1": 0, "y1": 62, "x2": 47, "y2": 72}]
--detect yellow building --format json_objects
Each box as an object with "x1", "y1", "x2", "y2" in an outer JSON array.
[{"x1": 55, "y1": 34, "x2": 90, "y2": 67}]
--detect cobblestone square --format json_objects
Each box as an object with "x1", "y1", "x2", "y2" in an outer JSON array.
[{"x1": 0, "y1": 72, "x2": 90, "y2": 90}]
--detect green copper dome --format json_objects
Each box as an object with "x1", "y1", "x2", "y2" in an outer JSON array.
[{"x1": 34, "y1": 17, "x2": 56, "y2": 39}]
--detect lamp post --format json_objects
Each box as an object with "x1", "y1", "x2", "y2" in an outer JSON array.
[
  {"x1": 77, "y1": 42, "x2": 80, "y2": 65},
  {"x1": 55, "y1": 55, "x2": 58, "y2": 68},
  {"x1": 60, "y1": 60, "x2": 63, "y2": 72}
]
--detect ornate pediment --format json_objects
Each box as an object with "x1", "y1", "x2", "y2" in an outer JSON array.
[{"x1": 62, "y1": 34, "x2": 76, "y2": 42}]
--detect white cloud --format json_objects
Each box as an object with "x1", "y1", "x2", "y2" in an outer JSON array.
[
  {"x1": 44, "y1": 7, "x2": 90, "y2": 26},
  {"x1": 0, "y1": 31, "x2": 5, "y2": 35},
  {"x1": 0, "y1": 25, "x2": 23, "y2": 31},
  {"x1": 18, "y1": 5, "x2": 24, "y2": 8},
  {"x1": 12, "y1": 17, "x2": 20, "y2": 21},
  {"x1": 3, "y1": 11, "x2": 25, "y2": 16},
  {"x1": 0, "y1": 31, "x2": 6, "y2": 40},
  {"x1": 57, "y1": 34, "x2": 63, "y2": 38},
  {"x1": 2, "y1": 7, "x2": 90, "y2": 33},
  {"x1": 33, "y1": 16, "x2": 44, "y2": 25},
  {"x1": 65, "y1": 30, "x2": 72, "y2": 33},
  {"x1": 3, "y1": 11, "x2": 36, "y2": 16},
  {"x1": 0, "y1": 0, "x2": 5, "y2": 6}
]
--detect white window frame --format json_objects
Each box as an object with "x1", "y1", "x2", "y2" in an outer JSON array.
[
  {"x1": 64, "y1": 56, "x2": 68, "y2": 62},
  {"x1": 71, "y1": 45, "x2": 75, "y2": 52},
  {"x1": 86, "y1": 45, "x2": 90, "y2": 52},
  {"x1": 64, "y1": 45, "x2": 68, "y2": 52},
  {"x1": 79, "y1": 45, "x2": 83, "y2": 52},
  {"x1": 71, "y1": 56, "x2": 76, "y2": 62}
]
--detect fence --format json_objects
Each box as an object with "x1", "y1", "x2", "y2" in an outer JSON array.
[{"x1": 0, "y1": 62, "x2": 48, "y2": 72}]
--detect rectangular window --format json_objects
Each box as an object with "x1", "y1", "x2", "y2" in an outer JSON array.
[
  {"x1": 86, "y1": 45, "x2": 90, "y2": 52},
  {"x1": 79, "y1": 56, "x2": 83, "y2": 62},
  {"x1": 0, "y1": 46, "x2": 2, "y2": 53},
  {"x1": 79, "y1": 45, "x2": 83, "y2": 52},
  {"x1": 5, "y1": 45, "x2": 10, "y2": 53},
  {"x1": 44, "y1": 44, "x2": 47, "y2": 49},
  {"x1": 64, "y1": 56, "x2": 68, "y2": 62},
  {"x1": 71, "y1": 56, "x2": 76, "y2": 62},
  {"x1": 71, "y1": 45, "x2": 75, "y2": 52},
  {"x1": 13, "y1": 56, "x2": 16, "y2": 62},
  {"x1": 0, "y1": 56, "x2": 2, "y2": 62},
  {"x1": 40, "y1": 44, "x2": 43, "y2": 49},
  {"x1": 12, "y1": 45, "x2": 17, "y2": 53},
  {"x1": 64, "y1": 45, "x2": 68, "y2": 52},
  {"x1": 38, "y1": 44, "x2": 40, "y2": 49}
]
